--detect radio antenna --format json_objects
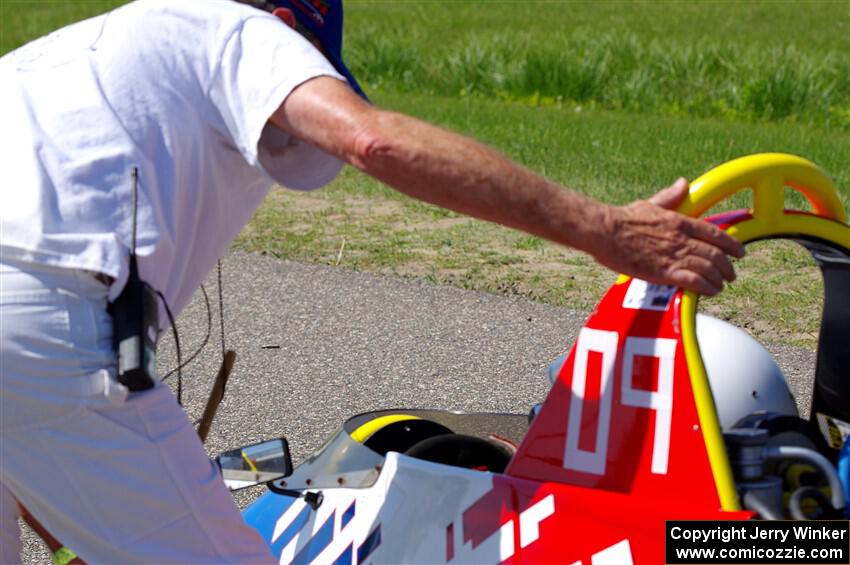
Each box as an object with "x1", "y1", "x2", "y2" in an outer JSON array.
[
  {"x1": 111, "y1": 166, "x2": 157, "y2": 392},
  {"x1": 131, "y1": 167, "x2": 139, "y2": 258}
]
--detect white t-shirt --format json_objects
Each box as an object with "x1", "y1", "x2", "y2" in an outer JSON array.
[{"x1": 0, "y1": 0, "x2": 346, "y2": 318}]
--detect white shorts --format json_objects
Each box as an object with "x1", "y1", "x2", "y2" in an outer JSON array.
[{"x1": 0, "y1": 259, "x2": 273, "y2": 564}]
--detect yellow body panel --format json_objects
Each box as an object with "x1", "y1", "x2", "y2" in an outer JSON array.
[{"x1": 349, "y1": 414, "x2": 421, "y2": 443}]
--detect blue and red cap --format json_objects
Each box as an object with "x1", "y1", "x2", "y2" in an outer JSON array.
[{"x1": 271, "y1": 0, "x2": 367, "y2": 100}]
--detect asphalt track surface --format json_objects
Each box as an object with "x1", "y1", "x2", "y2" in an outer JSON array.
[{"x1": 20, "y1": 251, "x2": 816, "y2": 563}]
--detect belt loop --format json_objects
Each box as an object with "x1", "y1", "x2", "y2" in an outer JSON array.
[{"x1": 91, "y1": 272, "x2": 113, "y2": 286}]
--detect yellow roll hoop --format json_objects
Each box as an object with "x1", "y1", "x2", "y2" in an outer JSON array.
[
  {"x1": 678, "y1": 153, "x2": 846, "y2": 223},
  {"x1": 676, "y1": 153, "x2": 848, "y2": 511}
]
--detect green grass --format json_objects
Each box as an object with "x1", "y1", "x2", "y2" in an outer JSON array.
[
  {"x1": 344, "y1": 1, "x2": 850, "y2": 130},
  {"x1": 6, "y1": 2, "x2": 848, "y2": 130},
  {"x1": 0, "y1": 0, "x2": 127, "y2": 53},
  {"x1": 347, "y1": 1, "x2": 847, "y2": 56},
  {"x1": 368, "y1": 90, "x2": 849, "y2": 207},
  {"x1": 4, "y1": 0, "x2": 848, "y2": 347}
]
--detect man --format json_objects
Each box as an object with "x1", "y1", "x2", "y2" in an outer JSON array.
[{"x1": 0, "y1": 0, "x2": 744, "y2": 562}]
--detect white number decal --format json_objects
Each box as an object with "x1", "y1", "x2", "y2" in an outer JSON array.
[
  {"x1": 564, "y1": 328, "x2": 619, "y2": 475},
  {"x1": 563, "y1": 331, "x2": 676, "y2": 476},
  {"x1": 592, "y1": 539, "x2": 634, "y2": 564},
  {"x1": 568, "y1": 539, "x2": 634, "y2": 565},
  {"x1": 486, "y1": 495, "x2": 556, "y2": 561},
  {"x1": 518, "y1": 494, "x2": 555, "y2": 549},
  {"x1": 621, "y1": 337, "x2": 676, "y2": 474}
]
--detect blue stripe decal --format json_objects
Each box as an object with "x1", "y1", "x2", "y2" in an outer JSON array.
[
  {"x1": 341, "y1": 500, "x2": 356, "y2": 530},
  {"x1": 242, "y1": 492, "x2": 297, "y2": 547},
  {"x1": 357, "y1": 524, "x2": 382, "y2": 563},
  {"x1": 270, "y1": 504, "x2": 312, "y2": 557},
  {"x1": 292, "y1": 510, "x2": 335, "y2": 564},
  {"x1": 331, "y1": 543, "x2": 354, "y2": 565}
]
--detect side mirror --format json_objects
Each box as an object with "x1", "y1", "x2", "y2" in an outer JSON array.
[{"x1": 216, "y1": 438, "x2": 293, "y2": 491}]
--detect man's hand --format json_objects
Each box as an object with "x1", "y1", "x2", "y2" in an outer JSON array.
[{"x1": 594, "y1": 178, "x2": 746, "y2": 296}]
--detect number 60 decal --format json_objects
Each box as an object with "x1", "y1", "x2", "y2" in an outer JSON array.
[{"x1": 564, "y1": 328, "x2": 676, "y2": 476}]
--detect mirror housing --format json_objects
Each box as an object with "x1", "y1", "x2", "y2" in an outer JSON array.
[{"x1": 216, "y1": 438, "x2": 293, "y2": 491}]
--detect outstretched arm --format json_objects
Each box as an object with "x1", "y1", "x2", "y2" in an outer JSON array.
[{"x1": 270, "y1": 77, "x2": 744, "y2": 296}]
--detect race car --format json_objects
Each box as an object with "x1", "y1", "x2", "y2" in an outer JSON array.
[{"x1": 225, "y1": 153, "x2": 849, "y2": 564}]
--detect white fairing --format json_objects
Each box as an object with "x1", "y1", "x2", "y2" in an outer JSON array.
[
  {"x1": 267, "y1": 452, "x2": 511, "y2": 564},
  {"x1": 696, "y1": 313, "x2": 798, "y2": 430}
]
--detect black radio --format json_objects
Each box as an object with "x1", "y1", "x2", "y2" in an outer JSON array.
[{"x1": 108, "y1": 167, "x2": 158, "y2": 391}]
